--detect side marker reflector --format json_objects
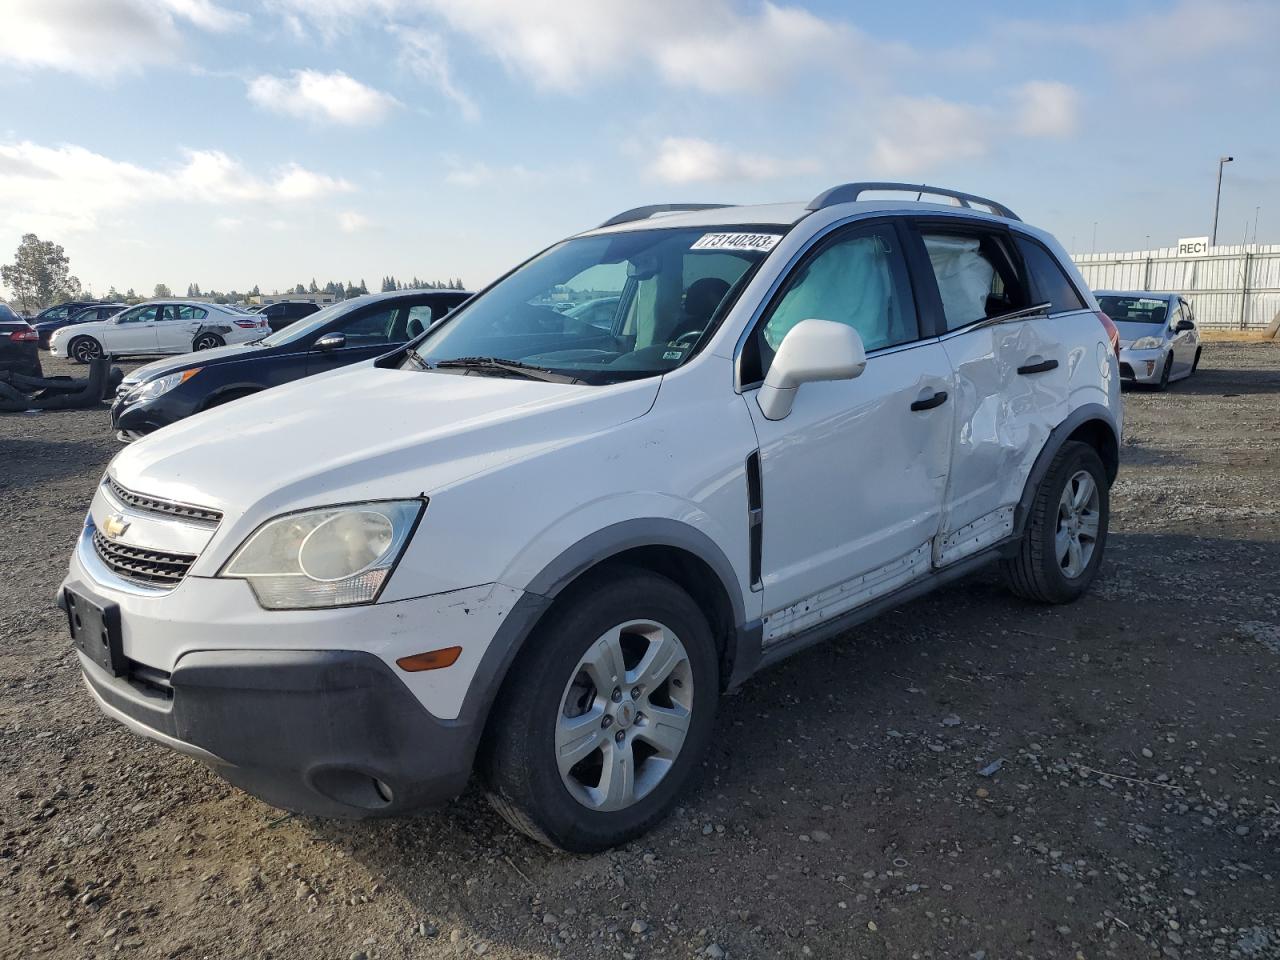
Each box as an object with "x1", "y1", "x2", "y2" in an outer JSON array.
[{"x1": 396, "y1": 646, "x2": 462, "y2": 672}]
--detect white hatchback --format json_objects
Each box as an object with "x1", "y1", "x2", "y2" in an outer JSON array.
[
  {"x1": 61, "y1": 183, "x2": 1122, "y2": 852},
  {"x1": 50, "y1": 300, "x2": 268, "y2": 363}
]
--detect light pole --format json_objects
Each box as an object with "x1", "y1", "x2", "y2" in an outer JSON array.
[{"x1": 1211, "y1": 155, "x2": 1233, "y2": 247}]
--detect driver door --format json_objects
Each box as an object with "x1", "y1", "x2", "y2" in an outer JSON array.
[
  {"x1": 740, "y1": 219, "x2": 955, "y2": 647},
  {"x1": 306, "y1": 303, "x2": 405, "y2": 375},
  {"x1": 108, "y1": 306, "x2": 160, "y2": 353}
]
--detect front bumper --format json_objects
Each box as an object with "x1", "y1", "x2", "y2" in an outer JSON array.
[
  {"x1": 73, "y1": 638, "x2": 472, "y2": 817},
  {"x1": 61, "y1": 531, "x2": 527, "y2": 817},
  {"x1": 111, "y1": 393, "x2": 180, "y2": 439},
  {"x1": 1117, "y1": 347, "x2": 1165, "y2": 383}
]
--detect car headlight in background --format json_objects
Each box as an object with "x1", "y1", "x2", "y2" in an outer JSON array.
[
  {"x1": 1130, "y1": 336, "x2": 1164, "y2": 350},
  {"x1": 128, "y1": 368, "x2": 202, "y2": 402},
  {"x1": 219, "y1": 500, "x2": 424, "y2": 609}
]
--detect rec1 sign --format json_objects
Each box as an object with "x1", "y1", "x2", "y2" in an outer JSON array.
[{"x1": 1177, "y1": 236, "x2": 1210, "y2": 257}]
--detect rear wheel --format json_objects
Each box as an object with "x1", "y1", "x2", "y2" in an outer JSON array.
[
  {"x1": 68, "y1": 336, "x2": 102, "y2": 364},
  {"x1": 193, "y1": 333, "x2": 224, "y2": 351},
  {"x1": 481, "y1": 567, "x2": 719, "y2": 852},
  {"x1": 1001, "y1": 441, "x2": 1108, "y2": 604}
]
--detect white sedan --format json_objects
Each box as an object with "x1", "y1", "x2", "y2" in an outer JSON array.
[{"x1": 50, "y1": 300, "x2": 269, "y2": 363}]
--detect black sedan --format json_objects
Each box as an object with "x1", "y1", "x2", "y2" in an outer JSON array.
[
  {"x1": 1, "y1": 304, "x2": 42, "y2": 378},
  {"x1": 111, "y1": 290, "x2": 470, "y2": 439},
  {"x1": 31, "y1": 301, "x2": 123, "y2": 349}
]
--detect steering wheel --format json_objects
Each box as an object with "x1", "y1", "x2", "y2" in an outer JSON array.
[{"x1": 669, "y1": 329, "x2": 702, "y2": 348}]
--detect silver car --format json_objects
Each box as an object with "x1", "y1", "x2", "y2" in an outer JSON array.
[{"x1": 1096, "y1": 291, "x2": 1202, "y2": 390}]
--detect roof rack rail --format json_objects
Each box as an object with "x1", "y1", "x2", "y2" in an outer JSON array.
[
  {"x1": 599, "y1": 203, "x2": 733, "y2": 229},
  {"x1": 805, "y1": 182, "x2": 1020, "y2": 221}
]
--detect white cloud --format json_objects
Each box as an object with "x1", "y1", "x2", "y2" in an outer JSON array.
[
  {"x1": 273, "y1": 0, "x2": 875, "y2": 94},
  {"x1": 442, "y1": 162, "x2": 541, "y2": 187},
  {"x1": 393, "y1": 26, "x2": 479, "y2": 120},
  {"x1": 650, "y1": 137, "x2": 817, "y2": 185},
  {"x1": 247, "y1": 70, "x2": 400, "y2": 125},
  {"x1": 0, "y1": 141, "x2": 355, "y2": 237},
  {"x1": 869, "y1": 97, "x2": 990, "y2": 176},
  {"x1": 1013, "y1": 81, "x2": 1080, "y2": 139},
  {"x1": 337, "y1": 211, "x2": 371, "y2": 232},
  {"x1": 0, "y1": 0, "x2": 246, "y2": 78},
  {"x1": 868, "y1": 82, "x2": 1082, "y2": 176}
]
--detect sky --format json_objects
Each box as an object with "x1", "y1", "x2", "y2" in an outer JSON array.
[{"x1": 1, "y1": 0, "x2": 1278, "y2": 296}]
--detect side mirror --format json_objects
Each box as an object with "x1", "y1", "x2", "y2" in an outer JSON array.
[
  {"x1": 314, "y1": 332, "x2": 346, "y2": 351},
  {"x1": 756, "y1": 319, "x2": 867, "y2": 421},
  {"x1": 1174, "y1": 319, "x2": 1194, "y2": 332}
]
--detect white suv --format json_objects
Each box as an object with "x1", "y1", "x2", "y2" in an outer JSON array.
[
  {"x1": 60, "y1": 183, "x2": 1122, "y2": 852},
  {"x1": 50, "y1": 299, "x2": 268, "y2": 363}
]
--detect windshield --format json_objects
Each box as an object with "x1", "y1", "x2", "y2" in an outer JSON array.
[
  {"x1": 1098, "y1": 295, "x2": 1170, "y2": 324},
  {"x1": 260, "y1": 299, "x2": 358, "y2": 346},
  {"x1": 403, "y1": 227, "x2": 778, "y2": 385}
]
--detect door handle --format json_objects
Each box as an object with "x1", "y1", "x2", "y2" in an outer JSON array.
[
  {"x1": 1017, "y1": 358, "x2": 1059, "y2": 375},
  {"x1": 910, "y1": 390, "x2": 948, "y2": 411}
]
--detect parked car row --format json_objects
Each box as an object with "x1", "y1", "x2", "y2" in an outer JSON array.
[
  {"x1": 61, "y1": 181, "x2": 1125, "y2": 852},
  {"x1": 48, "y1": 300, "x2": 269, "y2": 363},
  {"x1": 112, "y1": 290, "x2": 469, "y2": 439}
]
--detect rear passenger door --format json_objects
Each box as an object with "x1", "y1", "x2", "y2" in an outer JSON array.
[
  {"x1": 155, "y1": 304, "x2": 206, "y2": 352},
  {"x1": 909, "y1": 221, "x2": 1085, "y2": 566},
  {"x1": 739, "y1": 219, "x2": 956, "y2": 647}
]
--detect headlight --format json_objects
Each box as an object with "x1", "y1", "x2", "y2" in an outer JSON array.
[
  {"x1": 219, "y1": 500, "x2": 423, "y2": 609},
  {"x1": 1130, "y1": 336, "x2": 1164, "y2": 350},
  {"x1": 129, "y1": 368, "x2": 202, "y2": 402}
]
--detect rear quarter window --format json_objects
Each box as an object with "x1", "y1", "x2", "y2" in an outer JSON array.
[{"x1": 1014, "y1": 236, "x2": 1085, "y2": 314}]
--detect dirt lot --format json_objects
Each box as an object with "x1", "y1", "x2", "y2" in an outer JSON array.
[{"x1": 2, "y1": 346, "x2": 1278, "y2": 960}]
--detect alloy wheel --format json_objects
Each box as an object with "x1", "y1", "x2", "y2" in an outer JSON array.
[
  {"x1": 72, "y1": 339, "x2": 100, "y2": 362},
  {"x1": 555, "y1": 619, "x2": 693, "y2": 812},
  {"x1": 1056, "y1": 469, "x2": 1100, "y2": 579}
]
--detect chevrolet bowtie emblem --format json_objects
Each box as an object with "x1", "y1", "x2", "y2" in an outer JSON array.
[{"x1": 102, "y1": 513, "x2": 130, "y2": 539}]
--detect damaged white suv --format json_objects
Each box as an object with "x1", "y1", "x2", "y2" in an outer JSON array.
[{"x1": 61, "y1": 183, "x2": 1122, "y2": 852}]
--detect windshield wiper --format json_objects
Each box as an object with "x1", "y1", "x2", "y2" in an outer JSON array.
[
  {"x1": 404, "y1": 346, "x2": 430, "y2": 369},
  {"x1": 433, "y1": 356, "x2": 584, "y2": 384}
]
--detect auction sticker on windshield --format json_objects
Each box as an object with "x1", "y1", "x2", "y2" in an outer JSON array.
[{"x1": 691, "y1": 233, "x2": 782, "y2": 252}]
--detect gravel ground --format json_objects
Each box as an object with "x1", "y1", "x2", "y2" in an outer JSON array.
[{"x1": 2, "y1": 345, "x2": 1278, "y2": 960}]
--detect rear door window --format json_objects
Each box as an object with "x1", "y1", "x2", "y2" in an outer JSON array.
[
  {"x1": 920, "y1": 229, "x2": 1029, "y2": 331},
  {"x1": 1013, "y1": 236, "x2": 1085, "y2": 314}
]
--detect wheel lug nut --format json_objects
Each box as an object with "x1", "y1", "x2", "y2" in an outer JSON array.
[
  {"x1": 630, "y1": 687, "x2": 641, "y2": 700},
  {"x1": 614, "y1": 730, "x2": 625, "y2": 744},
  {"x1": 601, "y1": 715, "x2": 613, "y2": 728},
  {"x1": 611, "y1": 688, "x2": 622, "y2": 703}
]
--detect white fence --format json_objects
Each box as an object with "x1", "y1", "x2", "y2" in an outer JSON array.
[{"x1": 1072, "y1": 244, "x2": 1280, "y2": 331}]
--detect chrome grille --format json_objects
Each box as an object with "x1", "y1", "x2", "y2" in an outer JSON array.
[
  {"x1": 105, "y1": 476, "x2": 223, "y2": 525},
  {"x1": 92, "y1": 530, "x2": 197, "y2": 587}
]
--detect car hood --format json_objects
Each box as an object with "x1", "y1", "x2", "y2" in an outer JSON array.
[
  {"x1": 1114, "y1": 320, "x2": 1167, "y2": 345},
  {"x1": 108, "y1": 362, "x2": 659, "y2": 519},
  {"x1": 124, "y1": 342, "x2": 267, "y2": 382}
]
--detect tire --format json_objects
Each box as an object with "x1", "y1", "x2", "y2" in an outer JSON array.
[
  {"x1": 193, "y1": 333, "x2": 224, "y2": 351},
  {"x1": 480, "y1": 566, "x2": 719, "y2": 853},
  {"x1": 1192, "y1": 348, "x2": 1202, "y2": 373},
  {"x1": 1156, "y1": 354, "x2": 1172, "y2": 391},
  {"x1": 68, "y1": 336, "x2": 102, "y2": 364},
  {"x1": 1001, "y1": 441, "x2": 1109, "y2": 605}
]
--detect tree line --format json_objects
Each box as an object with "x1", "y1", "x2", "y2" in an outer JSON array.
[{"x1": 1, "y1": 233, "x2": 464, "y2": 313}]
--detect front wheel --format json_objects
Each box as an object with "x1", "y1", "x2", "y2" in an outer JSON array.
[
  {"x1": 1001, "y1": 441, "x2": 1109, "y2": 604},
  {"x1": 193, "y1": 333, "x2": 224, "y2": 351},
  {"x1": 1156, "y1": 354, "x2": 1172, "y2": 390},
  {"x1": 1192, "y1": 347, "x2": 1202, "y2": 373},
  {"x1": 481, "y1": 567, "x2": 719, "y2": 852},
  {"x1": 69, "y1": 336, "x2": 103, "y2": 364}
]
